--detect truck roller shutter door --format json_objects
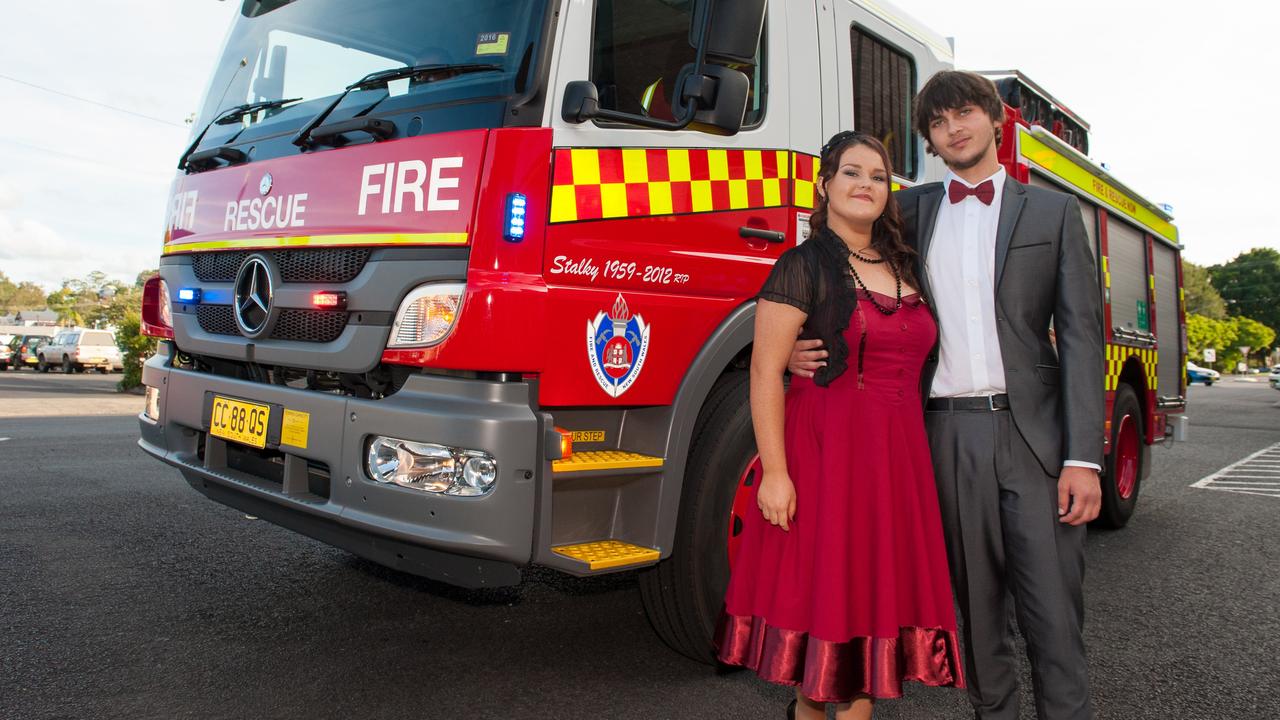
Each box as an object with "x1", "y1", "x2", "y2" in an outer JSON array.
[
  {"x1": 1107, "y1": 217, "x2": 1148, "y2": 336},
  {"x1": 1152, "y1": 241, "x2": 1180, "y2": 397}
]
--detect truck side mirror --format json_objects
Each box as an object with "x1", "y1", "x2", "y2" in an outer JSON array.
[
  {"x1": 561, "y1": 81, "x2": 601, "y2": 124},
  {"x1": 560, "y1": 0, "x2": 763, "y2": 135},
  {"x1": 674, "y1": 63, "x2": 751, "y2": 136},
  {"x1": 691, "y1": 0, "x2": 768, "y2": 65}
]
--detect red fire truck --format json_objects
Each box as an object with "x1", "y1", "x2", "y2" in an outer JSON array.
[{"x1": 138, "y1": 0, "x2": 1185, "y2": 662}]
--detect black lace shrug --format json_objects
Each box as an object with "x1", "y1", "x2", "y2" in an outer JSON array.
[{"x1": 756, "y1": 228, "x2": 864, "y2": 387}]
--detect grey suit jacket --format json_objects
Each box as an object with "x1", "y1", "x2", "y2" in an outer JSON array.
[{"x1": 899, "y1": 176, "x2": 1105, "y2": 476}]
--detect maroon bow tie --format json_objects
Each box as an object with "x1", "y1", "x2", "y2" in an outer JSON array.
[{"x1": 948, "y1": 179, "x2": 996, "y2": 205}]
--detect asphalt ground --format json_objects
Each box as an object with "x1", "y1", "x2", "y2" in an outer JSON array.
[
  {"x1": 0, "y1": 367, "x2": 140, "y2": 417},
  {"x1": 1, "y1": 373, "x2": 1278, "y2": 719}
]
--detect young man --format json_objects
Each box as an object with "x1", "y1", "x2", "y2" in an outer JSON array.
[{"x1": 789, "y1": 71, "x2": 1104, "y2": 720}]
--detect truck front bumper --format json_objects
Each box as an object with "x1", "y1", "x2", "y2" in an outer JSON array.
[{"x1": 137, "y1": 352, "x2": 543, "y2": 588}]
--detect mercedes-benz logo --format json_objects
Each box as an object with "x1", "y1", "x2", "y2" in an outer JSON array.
[
  {"x1": 259, "y1": 172, "x2": 273, "y2": 196},
  {"x1": 233, "y1": 256, "x2": 275, "y2": 337}
]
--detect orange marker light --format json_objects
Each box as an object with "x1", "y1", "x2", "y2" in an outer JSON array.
[
  {"x1": 554, "y1": 426, "x2": 573, "y2": 460},
  {"x1": 312, "y1": 291, "x2": 347, "y2": 309}
]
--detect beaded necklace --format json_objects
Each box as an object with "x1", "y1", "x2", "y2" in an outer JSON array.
[
  {"x1": 822, "y1": 227, "x2": 904, "y2": 315},
  {"x1": 847, "y1": 251, "x2": 902, "y2": 316}
]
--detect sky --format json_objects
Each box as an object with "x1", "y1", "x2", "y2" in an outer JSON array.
[{"x1": 1, "y1": 0, "x2": 1276, "y2": 291}]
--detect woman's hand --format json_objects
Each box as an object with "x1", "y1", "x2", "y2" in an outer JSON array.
[{"x1": 757, "y1": 471, "x2": 797, "y2": 532}]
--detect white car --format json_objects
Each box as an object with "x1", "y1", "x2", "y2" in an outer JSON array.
[
  {"x1": 1269, "y1": 365, "x2": 1280, "y2": 391},
  {"x1": 39, "y1": 329, "x2": 124, "y2": 373}
]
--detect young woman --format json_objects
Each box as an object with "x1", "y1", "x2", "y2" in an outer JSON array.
[{"x1": 716, "y1": 132, "x2": 964, "y2": 719}]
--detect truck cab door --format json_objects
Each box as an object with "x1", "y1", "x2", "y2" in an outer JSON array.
[{"x1": 540, "y1": 0, "x2": 791, "y2": 407}]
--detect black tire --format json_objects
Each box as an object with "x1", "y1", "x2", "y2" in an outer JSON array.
[
  {"x1": 37, "y1": 356, "x2": 50, "y2": 373},
  {"x1": 1098, "y1": 384, "x2": 1143, "y2": 529},
  {"x1": 639, "y1": 371, "x2": 754, "y2": 664},
  {"x1": 1204, "y1": 380, "x2": 1213, "y2": 387},
  {"x1": 62, "y1": 356, "x2": 72, "y2": 373}
]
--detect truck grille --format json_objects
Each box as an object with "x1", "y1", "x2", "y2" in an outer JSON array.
[
  {"x1": 195, "y1": 305, "x2": 348, "y2": 343},
  {"x1": 196, "y1": 305, "x2": 240, "y2": 336},
  {"x1": 272, "y1": 309, "x2": 348, "y2": 342},
  {"x1": 191, "y1": 248, "x2": 371, "y2": 283}
]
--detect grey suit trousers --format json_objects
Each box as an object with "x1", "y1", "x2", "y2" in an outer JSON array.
[{"x1": 926, "y1": 407, "x2": 1091, "y2": 720}]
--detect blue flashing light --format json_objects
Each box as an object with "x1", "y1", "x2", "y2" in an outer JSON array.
[
  {"x1": 177, "y1": 287, "x2": 201, "y2": 303},
  {"x1": 504, "y1": 192, "x2": 528, "y2": 242}
]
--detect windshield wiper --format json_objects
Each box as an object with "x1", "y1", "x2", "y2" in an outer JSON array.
[
  {"x1": 291, "y1": 63, "x2": 502, "y2": 148},
  {"x1": 178, "y1": 97, "x2": 302, "y2": 170}
]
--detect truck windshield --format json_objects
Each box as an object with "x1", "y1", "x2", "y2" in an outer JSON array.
[{"x1": 189, "y1": 0, "x2": 549, "y2": 151}]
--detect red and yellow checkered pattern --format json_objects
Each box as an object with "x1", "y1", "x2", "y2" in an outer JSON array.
[
  {"x1": 547, "y1": 147, "x2": 910, "y2": 222},
  {"x1": 1106, "y1": 344, "x2": 1158, "y2": 392},
  {"x1": 549, "y1": 147, "x2": 791, "y2": 223},
  {"x1": 792, "y1": 152, "x2": 821, "y2": 210}
]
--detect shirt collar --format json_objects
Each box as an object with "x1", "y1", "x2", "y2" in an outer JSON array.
[{"x1": 945, "y1": 166, "x2": 1006, "y2": 190}]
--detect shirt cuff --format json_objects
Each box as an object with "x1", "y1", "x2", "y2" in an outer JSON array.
[{"x1": 1063, "y1": 460, "x2": 1101, "y2": 472}]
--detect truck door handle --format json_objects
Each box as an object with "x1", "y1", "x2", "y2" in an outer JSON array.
[{"x1": 739, "y1": 226, "x2": 785, "y2": 243}]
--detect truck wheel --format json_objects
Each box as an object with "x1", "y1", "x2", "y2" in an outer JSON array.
[
  {"x1": 1098, "y1": 384, "x2": 1143, "y2": 529},
  {"x1": 38, "y1": 356, "x2": 50, "y2": 373},
  {"x1": 639, "y1": 371, "x2": 753, "y2": 664},
  {"x1": 62, "y1": 356, "x2": 73, "y2": 373}
]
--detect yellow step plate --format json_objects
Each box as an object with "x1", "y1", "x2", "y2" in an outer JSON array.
[
  {"x1": 551, "y1": 450, "x2": 664, "y2": 473},
  {"x1": 552, "y1": 540, "x2": 661, "y2": 570}
]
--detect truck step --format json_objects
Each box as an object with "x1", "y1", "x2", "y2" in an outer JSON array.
[
  {"x1": 551, "y1": 450, "x2": 663, "y2": 474},
  {"x1": 551, "y1": 540, "x2": 661, "y2": 570}
]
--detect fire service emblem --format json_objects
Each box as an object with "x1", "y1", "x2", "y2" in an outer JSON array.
[{"x1": 587, "y1": 294, "x2": 651, "y2": 398}]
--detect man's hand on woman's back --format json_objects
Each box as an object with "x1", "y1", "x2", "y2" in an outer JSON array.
[{"x1": 787, "y1": 338, "x2": 828, "y2": 378}]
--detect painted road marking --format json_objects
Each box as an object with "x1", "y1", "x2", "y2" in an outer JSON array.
[{"x1": 1192, "y1": 442, "x2": 1280, "y2": 498}]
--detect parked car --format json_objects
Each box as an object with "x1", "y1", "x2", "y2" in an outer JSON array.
[
  {"x1": 1269, "y1": 365, "x2": 1280, "y2": 391},
  {"x1": 0, "y1": 338, "x2": 15, "y2": 370},
  {"x1": 39, "y1": 329, "x2": 123, "y2": 373},
  {"x1": 18, "y1": 335, "x2": 51, "y2": 369},
  {"x1": 1187, "y1": 361, "x2": 1221, "y2": 386}
]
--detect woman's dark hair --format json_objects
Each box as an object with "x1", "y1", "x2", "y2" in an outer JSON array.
[
  {"x1": 913, "y1": 70, "x2": 1007, "y2": 154},
  {"x1": 809, "y1": 131, "x2": 917, "y2": 288}
]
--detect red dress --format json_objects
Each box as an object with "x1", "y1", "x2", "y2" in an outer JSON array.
[{"x1": 717, "y1": 290, "x2": 964, "y2": 702}]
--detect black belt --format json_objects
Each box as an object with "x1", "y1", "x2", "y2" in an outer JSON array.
[{"x1": 926, "y1": 394, "x2": 1010, "y2": 412}]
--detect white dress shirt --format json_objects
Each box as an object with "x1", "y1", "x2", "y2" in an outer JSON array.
[
  {"x1": 927, "y1": 167, "x2": 1008, "y2": 399},
  {"x1": 925, "y1": 167, "x2": 1099, "y2": 472}
]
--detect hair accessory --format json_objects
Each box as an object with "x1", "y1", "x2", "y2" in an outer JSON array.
[{"x1": 820, "y1": 130, "x2": 867, "y2": 157}]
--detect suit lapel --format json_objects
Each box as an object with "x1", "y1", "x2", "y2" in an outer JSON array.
[
  {"x1": 915, "y1": 186, "x2": 945, "y2": 300},
  {"x1": 993, "y1": 176, "x2": 1026, "y2": 291}
]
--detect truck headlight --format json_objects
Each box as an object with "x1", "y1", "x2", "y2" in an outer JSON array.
[
  {"x1": 387, "y1": 283, "x2": 465, "y2": 347},
  {"x1": 365, "y1": 436, "x2": 497, "y2": 497}
]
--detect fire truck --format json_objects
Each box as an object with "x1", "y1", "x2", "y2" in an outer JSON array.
[{"x1": 138, "y1": 0, "x2": 1186, "y2": 662}]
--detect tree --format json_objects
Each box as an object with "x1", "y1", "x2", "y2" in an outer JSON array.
[
  {"x1": 45, "y1": 287, "x2": 84, "y2": 326},
  {"x1": 116, "y1": 309, "x2": 156, "y2": 391},
  {"x1": 1210, "y1": 248, "x2": 1280, "y2": 332},
  {"x1": 1181, "y1": 261, "x2": 1227, "y2": 320},
  {"x1": 13, "y1": 282, "x2": 47, "y2": 309},
  {"x1": 114, "y1": 269, "x2": 159, "y2": 390},
  {"x1": 0, "y1": 272, "x2": 15, "y2": 311},
  {"x1": 1186, "y1": 313, "x2": 1236, "y2": 368},
  {"x1": 1, "y1": 278, "x2": 48, "y2": 313},
  {"x1": 1230, "y1": 316, "x2": 1276, "y2": 368}
]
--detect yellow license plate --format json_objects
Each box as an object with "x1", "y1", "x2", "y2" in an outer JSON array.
[{"x1": 209, "y1": 396, "x2": 271, "y2": 449}]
